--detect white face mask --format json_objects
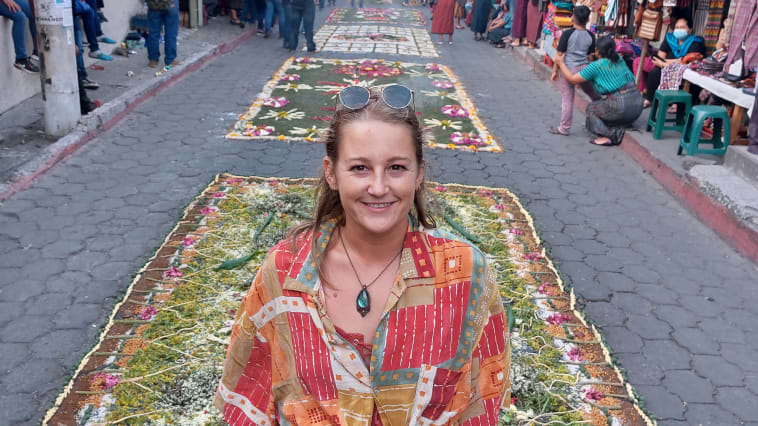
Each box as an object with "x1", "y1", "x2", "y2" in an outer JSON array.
[{"x1": 673, "y1": 29, "x2": 689, "y2": 40}]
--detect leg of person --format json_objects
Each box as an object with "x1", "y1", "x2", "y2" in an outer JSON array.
[
  {"x1": 303, "y1": 1, "x2": 316, "y2": 51},
  {"x1": 280, "y1": 0, "x2": 291, "y2": 46},
  {"x1": 11, "y1": 0, "x2": 37, "y2": 51},
  {"x1": 585, "y1": 98, "x2": 618, "y2": 144},
  {"x1": 84, "y1": 0, "x2": 103, "y2": 37},
  {"x1": 164, "y1": 3, "x2": 180, "y2": 66},
  {"x1": 74, "y1": 18, "x2": 87, "y2": 80},
  {"x1": 147, "y1": 6, "x2": 162, "y2": 66},
  {"x1": 556, "y1": 71, "x2": 575, "y2": 134},
  {"x1": 265, "y1": 0, "x2": 274, "y2": 34},
  {"x1": 645, "y1": 66, "x2": 662, "y2": 103},
  {"x1": 256, "y1": 0, "x2": 266, "y2": 30},
  {"x1": 76, "y1": 1, "x2": 100, "y2": 52},
  {"x1": 0, "y1": 1, "x2": 30, "y2": 61},
  {"x1": 288, "y1": 3, "x2": 303, "y2": 50}
]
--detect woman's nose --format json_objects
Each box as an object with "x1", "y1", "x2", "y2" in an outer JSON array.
[{"x1": 367, "y1": 172, "x2": 388, "y2": 196}]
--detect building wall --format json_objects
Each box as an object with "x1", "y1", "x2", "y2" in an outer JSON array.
[{"x1": 0, "y1": 0, "x2": 145, "y2": 115}]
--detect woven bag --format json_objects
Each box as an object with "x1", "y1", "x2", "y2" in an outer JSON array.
[{"x1": 635, "y1": 8, "x2": 662, "y2": 40}]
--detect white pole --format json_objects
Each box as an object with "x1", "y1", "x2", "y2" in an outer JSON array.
[{"x1": 34, "y1": 0, "x2": 80, "y2": 137}]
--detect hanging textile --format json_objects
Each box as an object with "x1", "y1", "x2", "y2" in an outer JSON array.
[
  {"x1": 604, "y1": 0, "x2": 618, "y2": 22},
  {"x1": 693, "y1": 0, "x2": 710, "y2": 37},
  {"x1": 704, "y1": 0, "x2": 725, "y2": 53},
  {"x1": 725, "y1": 0, "x2": 758, "y2": 71}
]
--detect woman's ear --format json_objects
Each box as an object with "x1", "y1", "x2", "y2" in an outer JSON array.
[
  {"x1": 416, "y1": 159, "x2": 425, "y2": 190},
  {"x1": 323, "y1": 156, "x2": 337, "y2": 190}
]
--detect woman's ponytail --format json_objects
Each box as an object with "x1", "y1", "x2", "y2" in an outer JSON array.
[{"x1": 596, "y1": 36, "x2": 620, "y2": 63}]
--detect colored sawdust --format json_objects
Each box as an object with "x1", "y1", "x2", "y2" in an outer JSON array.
[
  {"x1": 325, "y1": 7, "x2": 427, "y2": 25},
  {"x1": 309, "y1": 25, "x2": 438, "y2": 56},
  {"x1": 227, "y1": 57, "x2": 500, "y2": 152},
  {"x1": 44, "y1": 175, "x2": 652, "y2": 425}
]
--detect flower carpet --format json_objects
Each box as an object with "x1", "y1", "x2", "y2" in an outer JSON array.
[
  {"x1": 307, "y1": 25, "x2": 438, "y2": 57},
  {"x1": 325, "y1": 7, "x2": 427, "y2": 25},
  {"x1": 44, "y1": 174, "x2": 653, "y2": 425},
  {"x1": 227, "y1": 57, "x2": 501, "y2": 152}
]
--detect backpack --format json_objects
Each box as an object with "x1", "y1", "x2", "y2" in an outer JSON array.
[{"x1": 147, "y1": 0, "x2": 173, "y2": 10}]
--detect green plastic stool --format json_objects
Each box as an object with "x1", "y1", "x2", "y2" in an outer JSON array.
[
  {"x1": 677, "y1": 105, "x2": 731, "y2": 156},
  {"x1": 646, "y1": 90, "x2": 692, "y2": 139}
]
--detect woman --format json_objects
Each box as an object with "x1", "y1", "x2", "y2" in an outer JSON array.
[
  {"x1": 556, "y1": 36, "x2": 643, "y2": 146},
  {"x1": 455, "y1": 0, "x2": 466, "y2": 29},
  {"x1": 524, "y1": 0, "x2": 542, "y2": 48},
  {"x1": 228, "y1": 0, "x2": 245, "y2": 26},
  {"x1": 486, "y1": 2, "x2": 512, "y2": 46},
  {"x1": 471, "y1": 0, "x2": 491, "y2": 40},
  {"x1": 432, "y1": 0, "x2": 456, "y2": 44},
  {"x1": 643, "y1": 16, "x2": 705, "y2": 107},
  {"x1": 215, "y1": 85, "x2": 511, "y2": 425},
  {"x1": 511, "y1": 0, "x2": 527, "y2": 45}
]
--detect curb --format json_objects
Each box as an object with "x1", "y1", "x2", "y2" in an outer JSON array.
[
  {"x1": 0, "y1": 27, "x2": 256, "y2": 202},
  {"x1": 511, "y1": 46, "x2": 758, "y2": 265}
]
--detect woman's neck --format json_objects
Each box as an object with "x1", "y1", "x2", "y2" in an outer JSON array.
[{"x1": 339, "y1": 216, "x2": 408, "y2": 263}]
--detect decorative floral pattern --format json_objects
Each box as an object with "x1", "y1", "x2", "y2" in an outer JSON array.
[
  {"x1": 227, "y1": 57, "x2": 500, "y2": 152},
  {"x1": 325, "y1": 7, "x2": 427, "y2": 25},
  {"x1": 45, "y1": 176, "x2": 654, "y2": 426},
  {"x1": 309, "y1": 25, "x2": 438, "y2": 57}
]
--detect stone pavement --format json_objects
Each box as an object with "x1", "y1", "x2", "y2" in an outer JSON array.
[{"x1": 1, "y1": 4, "x2": 758, "y2": 425}]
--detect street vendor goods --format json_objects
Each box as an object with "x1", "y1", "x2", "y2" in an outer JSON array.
[{"x1": 43, "y1": 175, "x2": 654, "y2": 426}]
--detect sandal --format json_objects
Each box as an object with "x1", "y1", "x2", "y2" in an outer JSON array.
[
  {"x1": 589, "y1": 137, "x2": 615, "y2": 146},
  {"x1": 495, "y1": 42, "x2": 506, "y2": 48},
  {"x1": 455, "y1": 24, "x2": 464, "y2": 29},
  {"x1": 548, "y1": 126, "x2": 569, "y2": 136}
]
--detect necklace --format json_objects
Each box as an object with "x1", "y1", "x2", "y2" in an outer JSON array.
[{"x1": 338, "y1": 228, "x2": 405, "y2": 317}]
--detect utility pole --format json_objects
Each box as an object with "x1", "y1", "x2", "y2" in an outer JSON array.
[{"x1": 34, "y1": 0, "x2": 80, "y2": 137}]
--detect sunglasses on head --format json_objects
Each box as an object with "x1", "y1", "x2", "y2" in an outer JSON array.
[{"x1": 337, "y1": 84, "x2": 415, "y2": 111}]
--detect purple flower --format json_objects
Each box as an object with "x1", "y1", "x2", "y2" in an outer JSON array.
[
  {"x1": 546, "y1": 313, "x2": 572, "y2": 325},
  {"x1": 537, "y1": 282, "x2": 551, "y2": 294},
  {"x1": 212, "y1": 192, "x2": 226, "y2": 198},
  {"x1": 201, "y1": 206, "x2": 217, "y2": 215},
  {"x1": 567, "y1": 347, "x2": 584, "y2": 361},
  {"x1": 182, "y1": 237, "x2": 197, "y2": 247},
  {"x1": 92, "y1": 373, "x2": 120, "y2": 390},
  {"x1": 509, "y1": 228, "x2": 524, "y2": 236},
  {"x1": 138, "y1": 305, "x2": 158, "y2": 321},
  {"x1": 584, "y1": 388, "x2": 605, "y2": 401},
  {"x1": 164, "y1": 266, "x2": 183, "y2": 278},
  {"x1": 432, "y1": 80, "x2": 454, "y2": 89}
]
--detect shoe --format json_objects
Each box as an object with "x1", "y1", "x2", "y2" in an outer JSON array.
[
  {"x1": 167, "y1": 58, "x2": 182, "y2": 67},
  {"x1": 84, "y1": 99, "x2": 103, "y2": 115},
  {"x1": 257, "y1": 29, "x2": 265, "y2": 34},
  {"x1": 14, "y1": 57, "x2": 39, "y2": 73},
  {"x1": 98, "y1": 10, "x2": 108, "y2": 22},
  {"x1": 148, "y1": 60, "x2": 160, "y2": 68},
  {"x1": 264, "y1": 31, "x2": 271, "y2": 38},
  {"x1": 547, "y1": 126, "x2": 569, "y2": 136},
  {"x1": 82, "y1": 78, "x2": 100, "y2": 90},
  {"x1": 98, "y1": 36, "x2": 117, "y2": 44},
  {"x1": 307, "y1": 48, "x2": 316, "y2": 52},
  {"x1": 89, "y1": 51, "x2": 113, "y2": 61}
]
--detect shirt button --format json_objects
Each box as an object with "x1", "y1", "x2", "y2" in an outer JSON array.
[
  {"x1": 353, "y1": 339, "x2": 359, "y2": 345},
  {"x1": 373, "y1": 388, "x2": 380, "y2": 396}
]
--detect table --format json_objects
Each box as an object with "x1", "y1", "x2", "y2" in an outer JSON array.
[{"x1": 682, "y1": 69, "x2": 755, "y2": 143}]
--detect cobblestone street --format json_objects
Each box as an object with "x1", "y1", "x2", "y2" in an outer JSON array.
[{"x1": 1, "y1": 3, "x2": 758, "y2": 424}]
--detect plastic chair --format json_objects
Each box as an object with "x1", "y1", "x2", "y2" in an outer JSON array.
[
  {"x1": 677, "y1": 105, "x2": 731, "y2": 156},
  {"x1": 646, "y1": 90, "x2": 692, "y2": 139}
]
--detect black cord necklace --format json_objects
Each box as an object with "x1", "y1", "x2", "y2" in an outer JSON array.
[{"x1": 338, "y1": 228, "x2": 405, "y2": 317}]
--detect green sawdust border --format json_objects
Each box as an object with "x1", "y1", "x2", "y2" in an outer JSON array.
[{"x1": 324, "y1": 7, "x2": 428, "y2": 26}]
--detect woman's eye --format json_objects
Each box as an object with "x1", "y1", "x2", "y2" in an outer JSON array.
[
  {"x1": 350, "y1": 165, "x2": 367, "y2": 172},
  {"x1": 390, "y1": 164, "x2": 407, "y2": 171}
]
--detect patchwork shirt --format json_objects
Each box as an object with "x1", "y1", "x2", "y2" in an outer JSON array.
[{"x1": 214, "y1": 217, "x2": 511, "y2": 425}]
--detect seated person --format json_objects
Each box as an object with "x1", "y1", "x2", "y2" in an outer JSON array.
[
  {"x1": 74, "y1": 0, "x2": 113, "y2": 60},
  {"x1": 486, "y1": 2, "x2": 512, "y2": 46},
  {"x1": 0, "y1": 0, "x2": 38, "y2": 72},
  {"x1": 644, "y1": 15, "x2": 705, "y2": 107},
  {"x1": 556, "y1": 35, "x2": 644, "y2": 146}
]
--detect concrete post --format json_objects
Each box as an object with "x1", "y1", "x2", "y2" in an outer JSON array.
[{"x1": 34, "y1": 0, "x2": 80, "y2": 137}]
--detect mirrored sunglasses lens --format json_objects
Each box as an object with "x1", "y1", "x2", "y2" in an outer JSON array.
[
  {"x1": 340, "y1": 86, "x2": 370, "y2": 109},
  {"x1": 383, "y1": 85, "x2": 412, "y2": 108}
]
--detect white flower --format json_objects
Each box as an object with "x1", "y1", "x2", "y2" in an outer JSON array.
[
  {"x1": 288, "y1": 63, "x2": 322, "y2": 70},
  {"x1": 274, "y1": 83, "x2": 314, "y2": 92},
  {"x1": 260, "y1": 108, "x2": 306, "y2": 121},
  {"x1": 289, "y1": 126, "x2": 322, "y2": 137},
  {"x1": 421, "y1": 90, "x2": 460, "y2": 101},
  {"x1": 423, "y1": 118, "x2": 462, "y2": 130}
]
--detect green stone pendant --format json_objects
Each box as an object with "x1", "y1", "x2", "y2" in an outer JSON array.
[{"x1": 356, "y1": 286, "x2": 370, "y2": 317}]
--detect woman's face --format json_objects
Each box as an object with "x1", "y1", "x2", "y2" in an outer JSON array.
[
  {"x1": 325, "y1": 119, "x2": 424, "y2": 237},
  {"x1": 674, "y1": 18, "x2": 691, "y2": 32}
]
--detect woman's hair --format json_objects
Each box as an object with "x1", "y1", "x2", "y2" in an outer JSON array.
[
  {"x1": 573, "y1": 5, "x2": 590, "y2": 26},
  {"x1": 289, "y1": 86, "x2": 436, "y2": 262},
  {"x1": 596, "y1": 35, "x2": 620, "y2": 63},
  {"x1": 673, "y1": 14, "x2": 693, "y2": 29}
]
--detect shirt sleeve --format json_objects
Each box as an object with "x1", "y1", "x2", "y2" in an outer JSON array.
[
  {"x1": 690, "y1": 41, "x2": 706, "y2": 55},
  {"x1": 579, "y1": 60, "x2": 599, "y2": 81},
  {"x1": 659, "y1": 40, "x2": 672, "y2": 57},
  {"x1": 214, "y1": 255, "x2": 278, "y2": 426},
  {"x1": 588, "y1": 32, "x2": 596, "y2": 55},
  {"x1": 459, "y1": 264, "x2": 511, "y2": 425},
  {"x1": 556, "y1": 29, "x2": 572, "y2": 53}
]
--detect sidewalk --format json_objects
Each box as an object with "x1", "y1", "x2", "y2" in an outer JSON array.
[
  {"x1": 511, "y1": 45, "x2": 758, "y2": 265},
  {"x1": 0, "y1": 18, "x2": 257, "y2": 200}
]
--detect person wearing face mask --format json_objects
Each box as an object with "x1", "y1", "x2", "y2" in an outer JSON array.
[{"x1": 643, "y1": 15, "x2": 705, "y2": 107}]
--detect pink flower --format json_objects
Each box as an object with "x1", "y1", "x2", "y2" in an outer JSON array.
[
  {"x1": 546, "y1": 313, "x2": 572, "y2": 325},
  {"x1": 425, "y1": 63, "x2": 442, "y2": 71},
  {"x1": 92, "y1": 373, "x2": 120, "y2": 390},
  {"x1": 567, "y1": 347, "x2": 584, "y2": 361},
  {"x1": 537, "y1": 282, "x2": 551, "y2": 294},
  {"x1": 509, "y1": 228, "x2": 524, "y2": 236},
  {"x1": 279, "y1": 74, "x2": 300, "y2": 81},
  {"x1": 261, "y1": 97, "x2": 290, "y2": 108},
  {"x1": 226, "y1": 178, "x2": 245, "y2": 184},
  {"x1": 138, "y1": 305, "x2": 158, "y2": 321},
  {"x1": 182, "y1": 237, "x2": 196, "y2": 247},
  {"x1": 212, "y1": 192, "x2": 226, "y2": 198},
  {"x1": 294, "y1": 57, "x2": 313, "y2": 63},
  {"x1": 164, "y1": 266, "x2": 183, "y2": 278},
  {"x1": 493, "y1": 204, "x2": 504, "y2": 211},
  {"x1": 523, "y1": 252, "x2": 542, "y2": 261},
  {"x1": 441, "y1": 104, "x2": 469, "y2": 118},
  {"x1": 432, "y1": 80, "x2": 454, "y2": 89},
  {"x1": 243, "y1": 124, "x2": 275, "y2": 137},
  {"x1": 201, "y1": 206, "x2": 217, "y2": 215},
  {"x1": 449, "y1": 132, "x2": 486, "y2": 147},
  {"x1": 434, "y1": 186, "x2": 447, "y2": 192},
  {"x1": 268, "y1": 180, "x2": 280, "y2": 187},
  {"x1": 584, "y1": 388, "x2": 605, "y2": 401},
  {"x1": 313, "y1": 116, "x2": 332, "y2": 122}
]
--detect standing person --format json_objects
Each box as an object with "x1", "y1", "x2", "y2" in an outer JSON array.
[
  {"x1": 454, "y1": 0, "x2": 465, "y2": 28},
  {"x1": 0, "y1": 0, "x2": 39, "y2": 72},
  {"x1": 470, "y1": 0, "x2": 490, "y2": 40},
  {"x1": 266, "y1": 0, "x2": 289, "y2": 43},
  {"x1": 288, "y1": 0, "x2": 315, "y2": 51},
  {"x1": 548, "y1": 5, "x2": 598, "y2": 135},
  {"x1": 146, "y1": 0, "x2": 180, "y2": 68},
  {"x1": 524, "y1": 0, "x2": 541, "y2": 48},
  {"x1": 214, "y1": 84, "x2": 511, "y2": 425},
  {"x1": 431, "y1": 0, "x2": 455, "y2": 44},
  {"x1": 510, "y1": 0, "x2": 526, "y2": 45},
  {"x1": 228, "y1": 0, "x2": 245, "y2": 25},
  {"x1": 556, "y1": 35, "x2": 644, "y2": 146}
]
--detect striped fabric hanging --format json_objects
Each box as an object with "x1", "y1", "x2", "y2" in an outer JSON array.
[{"x1": 704, "y1": 0, "x2": 725, "y2": 53}]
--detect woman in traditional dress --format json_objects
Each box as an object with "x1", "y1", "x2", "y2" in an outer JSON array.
[
  {"x1": 455, "y1": 0, "x2": 466, "y2": 29},
  {"x1": 510, "y1": 0, "x2": 527, "y2": 45},
  {"x1": 471, "y1": 0, "x2": 491, "y2": 40},
  {"x1": 432, "y1": 0, "x2": 456, "y2": 44},
  {"x1": 215, "y1": 84, "x2": 511, "y2": 425},
  {"x1": 524, "y1": 0, "x2": 542, "y2": 48}
]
